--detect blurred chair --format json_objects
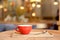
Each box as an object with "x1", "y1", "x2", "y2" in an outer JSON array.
[
  {"x1": 0, "y1": 24, "x2": 5, "y2": 32},
  {"x1": 49, "y1": 23, "x2": 58, "y2": 30},
  {"x1": 49, "y1": 26, "x2": 54, "y2": 30},
  {"x1": 32, "y1": 25, "x2": 36, "y2": 29},
  {"x1": 53, "y1": 23, "x2": 58, "y2": 30},
  {"x1": 4, "y1": 24, "x2": 17, "y2": 31}
]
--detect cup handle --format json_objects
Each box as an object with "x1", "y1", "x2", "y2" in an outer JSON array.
[{"x1": 16, "y1": 27, "x2": 20, "y2": 32}]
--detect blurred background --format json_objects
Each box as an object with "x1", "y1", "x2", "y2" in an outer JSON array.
[
  {"x1": 0, "y1": 0, "x2": 59, "y2": 22},
  {"x1": 0, "y1": 0, "x2": 59, "y2": 31}
]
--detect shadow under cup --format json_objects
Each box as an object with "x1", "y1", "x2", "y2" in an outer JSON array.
[{"x1": 16, "y1": 25, "x2": 32, "y2": 34}]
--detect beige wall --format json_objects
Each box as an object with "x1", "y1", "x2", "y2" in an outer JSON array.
[
  {"x1": 41, "y1": 0, "x2": 58, "y2": 17},
  {"x1": 16, "y1": 0, "x2": 22, "y2": 6}
]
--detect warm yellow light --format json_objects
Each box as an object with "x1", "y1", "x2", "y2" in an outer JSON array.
[
  {"x1": 37, "y1": 4, "x2": 41, "y2": 8},
  {"x1": 32, "y1": 3, "x2": 36, "y2": 8},
  {"x1": 20, "y1": 6, "x2": 24, "y2": 10},
  {"x1": 32, "y1": 12, "x2": 36, "y2": 16},
  {"x1": 4, "y1": 8, "x2": 7, "y2": 12},
  {"x1": 36, "y1": 0, "x2": 41, "y2": 2},
  {"x1": 30, "y1": 0, "x2": 35, "y2": 2},
  {"x1": 53, "y1": 2, "x2": 58, "y2": 5},
  {"x1": 25, "y1": 0, "x2": 28, "y2": 2},
  {"x1": 0, "y1": 5, "x2": 3, "y2": 9},
  {"x1": 10, "y1": 2, "x2": 12, "y2": 5},
  {"x1": 30, "y1": 0, "x2": 41, "y2": 2}
]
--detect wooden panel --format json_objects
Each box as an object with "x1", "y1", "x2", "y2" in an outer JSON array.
[{"x1": 58, "y1": 0, "x2": 60, "y2": 30}]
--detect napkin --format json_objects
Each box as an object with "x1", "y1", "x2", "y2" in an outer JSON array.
[{"x1": 12, "y1": 32, "x2": 54, "y2": 38}]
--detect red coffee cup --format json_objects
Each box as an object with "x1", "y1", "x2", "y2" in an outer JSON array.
[{"x1": 16, "y1": 25, "x2": 32, "y2": 34}]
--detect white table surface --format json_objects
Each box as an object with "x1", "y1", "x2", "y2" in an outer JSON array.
[{"x1": 0, "y1": 29, "x2": 60, "y2": 40}]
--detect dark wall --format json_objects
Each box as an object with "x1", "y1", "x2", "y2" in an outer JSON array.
[{"x1": 0, "y1": 0, "x2": 2, "y2": 1}]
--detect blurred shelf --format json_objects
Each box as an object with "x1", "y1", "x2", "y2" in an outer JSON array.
[{"x1": 0, "y1": 20, "x2": 57, "y2": 25}]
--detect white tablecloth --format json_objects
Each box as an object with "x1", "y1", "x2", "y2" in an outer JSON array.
[{"x1": 0, "y1": 29, "x2": 60, "y2": 40}]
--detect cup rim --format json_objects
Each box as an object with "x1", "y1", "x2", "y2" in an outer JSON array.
[{"x1": 18, "y1": 25, "x2": 32, "y2": 26}]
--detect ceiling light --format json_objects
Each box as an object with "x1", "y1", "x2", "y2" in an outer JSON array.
[
  {"x1": 20, "y1": 6, "x2": 24, "y2": 10},
  {"x1": 0, "y1": 5, "x2": 3, "y2": 9},
  {"x1": 32, "y1": 12, "x2": 36, "y2": 17},
  {"x1": 37, "y1": 4, "x2": 41, "y2": 8},
  {"x1": 53, "y1": 2, "x2": 58, "y2": 5},
  {"x1": 32, "y1": 3, "x2": 36, "y2": 8}
]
